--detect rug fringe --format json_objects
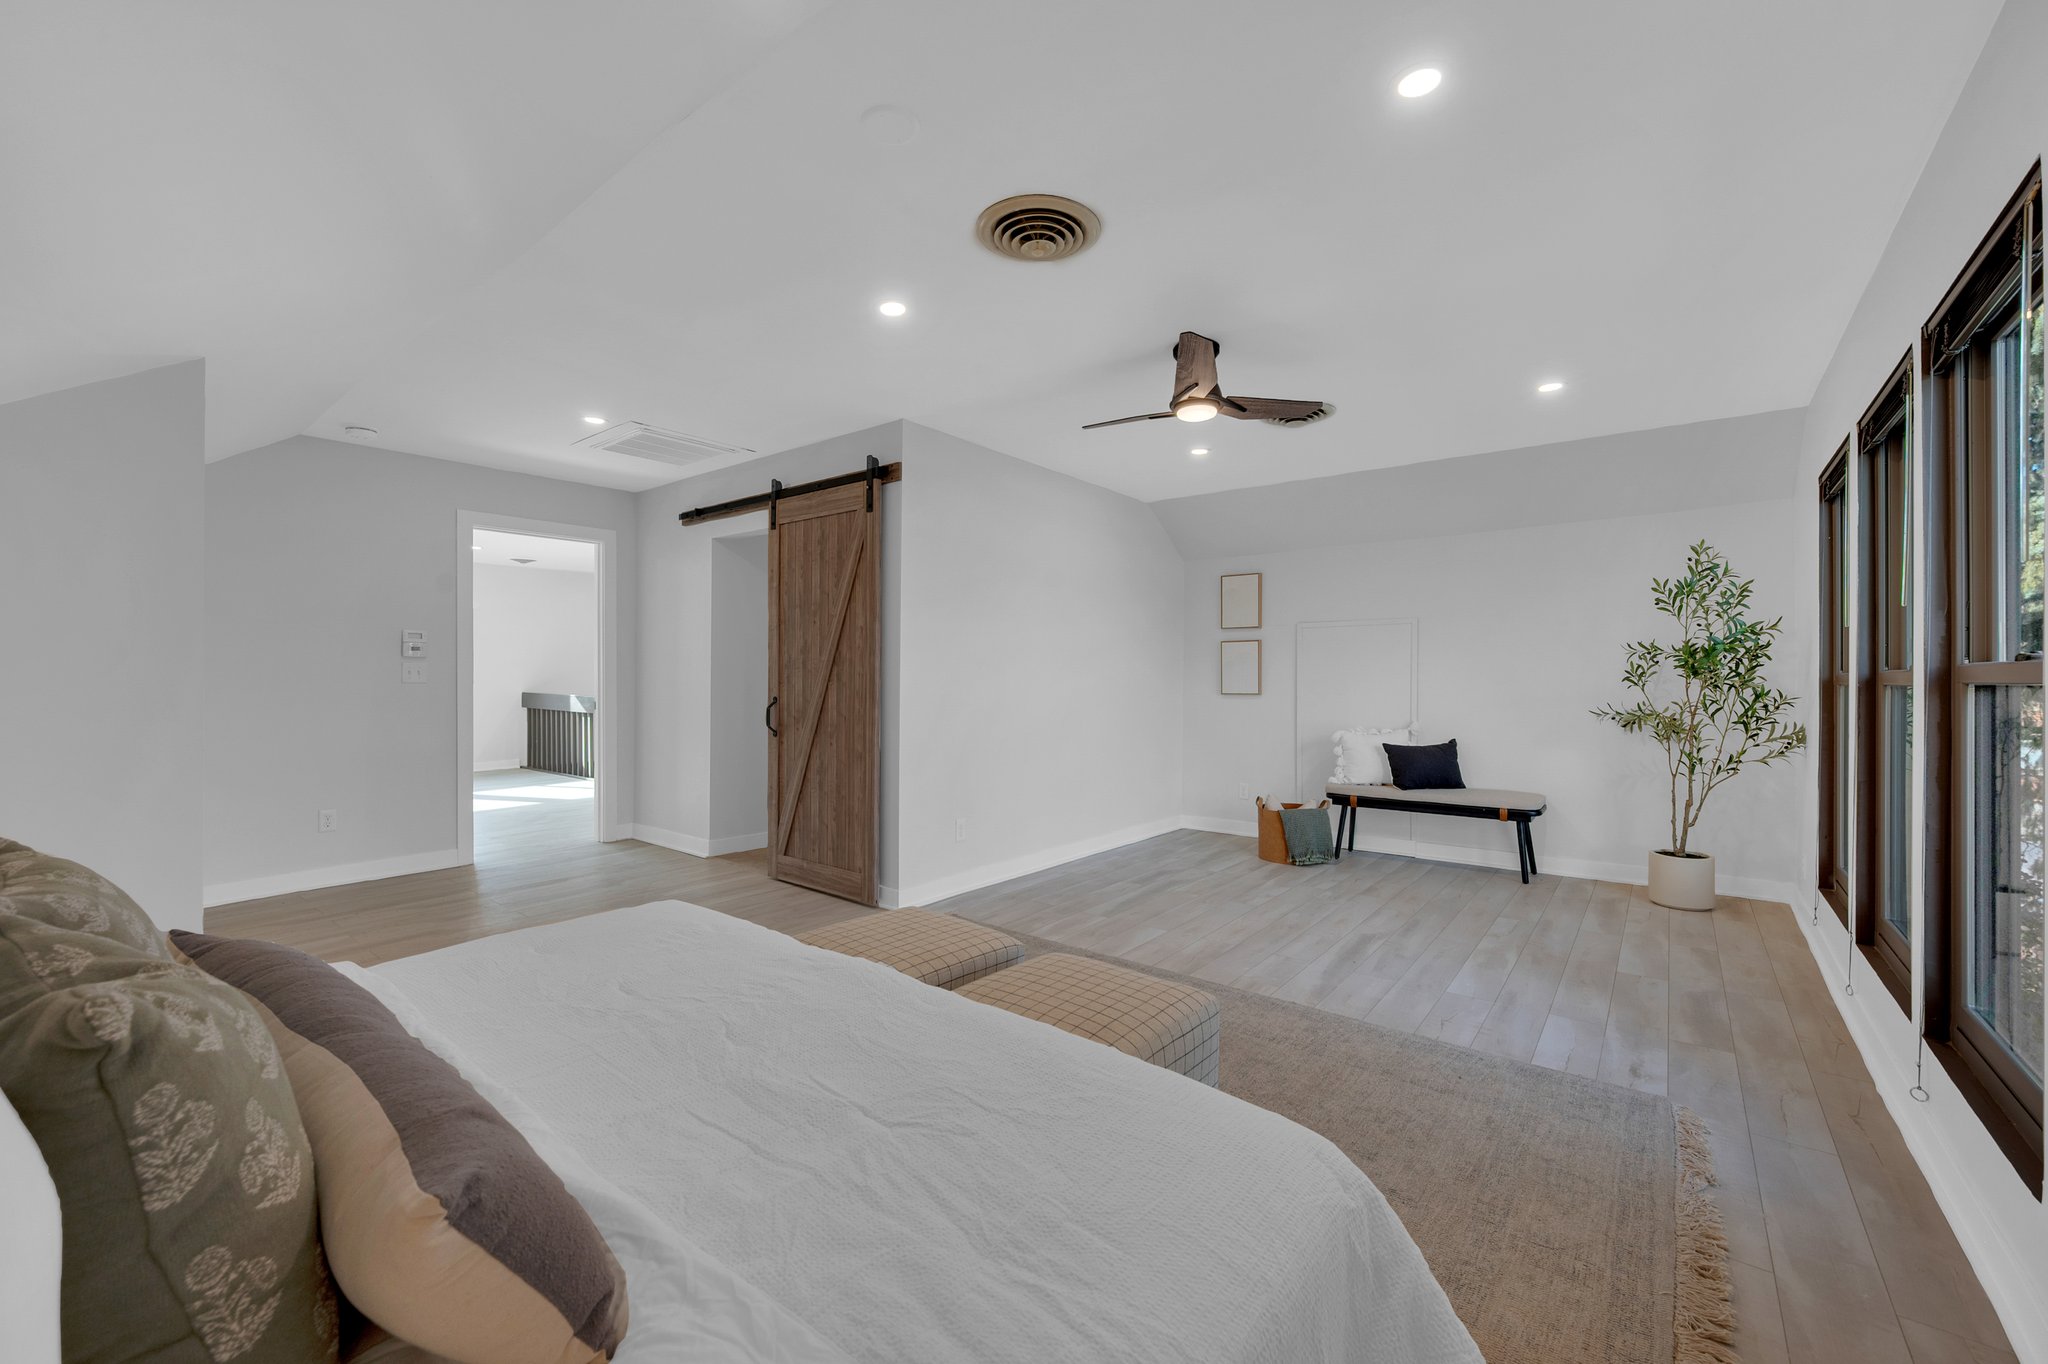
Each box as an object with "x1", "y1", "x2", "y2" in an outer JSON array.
[{"x1": 1673, "y1": 1105, "x2": 1740, "y2": 1364}]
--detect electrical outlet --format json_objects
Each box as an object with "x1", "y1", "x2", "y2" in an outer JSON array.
[
  {"x1": 1236, "y1": 782, "x2": 1251, "y2": 800},
  {"x1": 401, "y1": 660, "x2": 427, "y2": 684},
  {"x1": 954, "y1": 818, "x2": 967, "y2": 843},
  {"x1": 317, "y1": 809, "x2": 338, "y2": 833}
]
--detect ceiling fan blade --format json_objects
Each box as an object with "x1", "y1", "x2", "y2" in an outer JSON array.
[
  {"x1": 1221, "y1": 396, "x2": 1330, "y2": 422},
  {"x1": 1171, "y1": 332, "x2": 1221, "y2": 403},
  {"x1": 1081, "y1": 412, "x2": 1175, "y2": 430}
]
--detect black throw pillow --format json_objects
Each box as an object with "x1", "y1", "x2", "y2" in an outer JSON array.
[{"x1": 1384, "y1": 738, "x2": 1465, "y2": 790}]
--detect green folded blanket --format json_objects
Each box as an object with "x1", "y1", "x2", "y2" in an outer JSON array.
[{"x1": 1279, "y1": 806, "x2": 1334, "y2": 866}]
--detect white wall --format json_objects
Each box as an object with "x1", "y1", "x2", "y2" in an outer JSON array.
[
  {"x1": 707, "y1": 534, "x2": 770, "y2": 849},
  {"x1": 634, "y1": 420, "x2": 1184, "y2": 903},
  {"x1": 1177, "y1": 496, "x2": 1806, "y2": 897},
  {"x1": 1783, "y1": 0, "x2": 2048, "y2": 1354},
  {"x1": 204, "y1": 435, "x2": 637, "y2": 903},
  {"x1": 894, "y1": 422, "x2": 1184, "y2": 905},
  {"x1": 0, "y1": 361, "x2": 205, "y2": 929},
  {"x1": 472, "y1": 563, "x2": 597, "y2": 771}
]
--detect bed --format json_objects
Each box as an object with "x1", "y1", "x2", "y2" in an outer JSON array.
[{"x1": 347, "y1": 901, "x2": 1482, "y2": 1364}]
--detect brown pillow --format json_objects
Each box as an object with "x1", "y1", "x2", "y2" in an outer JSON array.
[
  {"x1": 172, "y1": 931, "x2": 628, "y2": 1364},
  {"x1": 0, "y1": 912, "x2": 338, "y2": 1363}
]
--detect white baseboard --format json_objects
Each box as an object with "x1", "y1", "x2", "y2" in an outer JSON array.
[
  {"x1": 203, "y1": 848, "x2": 463, "y2": 909},
  {"x1": 1181, "y1": 815, "x2": 1258, "y2": 838},
  {"x1": 629, "y1": 826, "x2": 768, "y2": 859},
  {"x1": 630, "y1": 824, "x2": 711, "y2": 858},
  {"x1": 473, "y1": 757, "x2": 524, "y2": 772},
  {"x1": 1785, "y1": 910, "x2": 2045, "y2": 1361},
  {"x1": 905, "y1": 817, "x2": 1185, "y2": 909},
  {"x1": 709, "y1": 832, "x2": 768, "y2": 856}
]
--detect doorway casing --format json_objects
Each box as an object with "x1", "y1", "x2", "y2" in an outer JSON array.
[{"x1": 455, "y1": 510, "x2": 624, "y2": 865}]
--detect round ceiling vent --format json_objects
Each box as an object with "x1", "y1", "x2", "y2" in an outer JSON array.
[
  {"x1": 975, "y1": 194, "x2": 1102, "y2": 261},
  {"x1": 1264, "y1": 402, "x2": 1335, "y2": 429}
]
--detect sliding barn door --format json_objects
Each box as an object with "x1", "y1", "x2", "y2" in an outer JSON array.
[{"x1": 768, "y1": 482, "x2": 881, "y2": 903}]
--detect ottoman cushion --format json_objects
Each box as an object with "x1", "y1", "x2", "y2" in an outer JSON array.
[
  {"x1": 796, "y1": 908, "x2": 1022, "y2": 989},
  {"x1": 955, "y1": 953, "x2": 1220, "y2": 1085}
]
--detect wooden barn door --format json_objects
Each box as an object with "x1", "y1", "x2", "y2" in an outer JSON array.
[{"x1": 767, "y1": 481, "x2": 880, "y2": 904}]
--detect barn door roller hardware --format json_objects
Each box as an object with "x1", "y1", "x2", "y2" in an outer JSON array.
[{"x1": 677, "y1": 461, "x2": 904, "y2": 526}]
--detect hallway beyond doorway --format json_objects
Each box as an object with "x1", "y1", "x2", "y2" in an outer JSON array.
[{"x1": 473, "y1": 768, "x2": 594, "y2": 863}]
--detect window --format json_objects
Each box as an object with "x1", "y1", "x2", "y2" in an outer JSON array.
[
  {"x1": 1860, "y1": 359, "x2": 1915, "y2": 1006},
  {"x1": 1819, "y1": 448, "x2": 1854, "y2": 924},
  {"x1": 1924, "y1": 168, "x2": 2044, "y2": 1190}
]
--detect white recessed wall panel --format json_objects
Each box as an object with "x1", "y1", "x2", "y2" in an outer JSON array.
[{"x1": 1294, "y1": 619, "x2": 1415, "y2": 802}]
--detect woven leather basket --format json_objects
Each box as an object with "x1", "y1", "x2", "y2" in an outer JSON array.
[{"x1": 1255, "y1": 797, "x2": 1329, "y2": 864}]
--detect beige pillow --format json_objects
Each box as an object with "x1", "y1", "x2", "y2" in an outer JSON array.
[{"x1": 173, "y1": 931, "x2": 628, "y2": 1364}]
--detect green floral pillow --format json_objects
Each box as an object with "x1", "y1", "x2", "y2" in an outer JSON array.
[
  {"x1": 0, "y1": 838, "x2": 171, "y2": 961},
  {"x1": 0, "y1": 911, "x2": 339, "y2": 1363}
]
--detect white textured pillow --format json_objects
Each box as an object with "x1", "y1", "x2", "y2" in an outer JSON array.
[{"x1": 1331, "y1": 726, "x2": 1413, "y2": 785}]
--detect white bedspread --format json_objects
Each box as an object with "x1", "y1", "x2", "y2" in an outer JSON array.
[{"x1": 362, "y1": 903, "x2": 1481, "y2": 1364}]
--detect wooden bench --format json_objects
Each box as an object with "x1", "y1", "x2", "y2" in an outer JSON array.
[{"x1": 1326, "y1": 784, "x2": 1549, "y2": 883}]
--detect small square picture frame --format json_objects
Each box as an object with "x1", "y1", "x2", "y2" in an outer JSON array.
[
  {"x1": 1220, "y1": 572, "x2": 1262, "y2": 629},
  {"x1": 1220, "y1": 639, "x2": 1262, "y2": 695}
]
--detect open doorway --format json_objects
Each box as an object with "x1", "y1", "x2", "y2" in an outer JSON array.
[
  {"x1": 707, "y1": 529, "x2": 770, "y2": 855},
  {"x1": 456, "y1": 513, "x2": 619, "y2": 869}
]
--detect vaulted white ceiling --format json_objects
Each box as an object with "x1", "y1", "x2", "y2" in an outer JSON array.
[
  {"x1": 3, "y1": 0, "x2": 2005, "y2": 501},
  {"x1": 0, "y1": 0, "x2": 831, "y2": 459}
]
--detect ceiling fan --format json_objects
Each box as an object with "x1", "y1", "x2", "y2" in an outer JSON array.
[{"x1": 1082, "y1": 332, "x2": 1332, "y2": 430}]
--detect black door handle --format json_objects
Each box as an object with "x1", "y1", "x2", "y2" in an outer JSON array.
[{"x1": 765, "y1": 697, "x2": 778, "y2": 736}]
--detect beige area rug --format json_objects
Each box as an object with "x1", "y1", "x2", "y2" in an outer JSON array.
[{"x1": 1000, "y1": 929, "x2": 1737, "y2": 1364}]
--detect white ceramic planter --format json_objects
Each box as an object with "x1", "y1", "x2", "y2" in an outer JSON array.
[{"x1": 1647, "y1": 850, "x2": 1716, "y2": 911}]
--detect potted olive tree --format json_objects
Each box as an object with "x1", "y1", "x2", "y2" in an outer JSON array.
[{"x1": 1593, "y1": 541, "x2": 1807, "y2": 910}]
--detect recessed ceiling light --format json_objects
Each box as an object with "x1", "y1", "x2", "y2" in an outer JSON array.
[
  {"x1": 1397, "y1": 67, "x2": 1442, "y2": 98},
  {"x1": 582, "y1": 415, "x2": 606, "y2": 425},
  {"x1": 1189, "y1": 447, "x2": 1210, "y2": 457},
  {"x1": 858, "y1": 104, "x2": 921, "y2": 146},
  {"x1": 878, "y1": 300, "x2": 908, "y2": 318},
  {"x1": 1536, "y1": 380, "x2": 1565, "y2": 394}
]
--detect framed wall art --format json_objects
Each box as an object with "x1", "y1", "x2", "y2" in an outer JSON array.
[{"x1": 1220, "y1": 572, "x2": 1262, "y2": 629}]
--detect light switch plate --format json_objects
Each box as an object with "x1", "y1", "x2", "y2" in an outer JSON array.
[{"x1": 401, "y1": 661, "x2": 427, "y2": 684}]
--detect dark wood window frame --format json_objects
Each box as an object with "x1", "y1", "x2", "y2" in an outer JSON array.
[
  {"x1": 1922, "y1": 165, "x2": 2045, "y2": 1195},
  {"x1": 1858, "y1": 357, "x2": 1915, "y2": 1013},
  {"x1": 1819, "y1": 447, "x2": 1856, "y2": 926}
]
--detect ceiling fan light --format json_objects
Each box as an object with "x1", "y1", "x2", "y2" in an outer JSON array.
[
  {"x1": 1175, "y1": 400, "x2": 1219, "y2": 423},
  {"x1": 1397, "y1": 67, "x2": 1442, "y2": 98}
]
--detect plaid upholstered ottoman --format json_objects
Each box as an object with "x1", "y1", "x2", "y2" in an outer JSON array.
[
  {"x1": 955, "y1": 953, "x2": 1220, "y2": 1086},
  {"x1": 796, "y1": 908, "x2": 1023, "y2": 988}
]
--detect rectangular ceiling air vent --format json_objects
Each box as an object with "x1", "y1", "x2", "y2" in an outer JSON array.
[{"x1": 573, "y1": 421, "x2": 754, "y2": 467}]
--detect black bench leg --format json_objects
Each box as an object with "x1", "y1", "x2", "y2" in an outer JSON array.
[
  {"x1": 1347, "y1": 802, "x2": 1357, "y2": 853},
  {"x1": 1513, "y1": 819, "x2": 1535, "y2": 883},
  {"x1": 1331, "y1": 803, "x2": 1345, "y2": 860}
]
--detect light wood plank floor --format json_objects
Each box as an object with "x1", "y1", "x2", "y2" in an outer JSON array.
[{"x1": 209, "y1": 816, "x2": 2016, "y2": 1364}]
